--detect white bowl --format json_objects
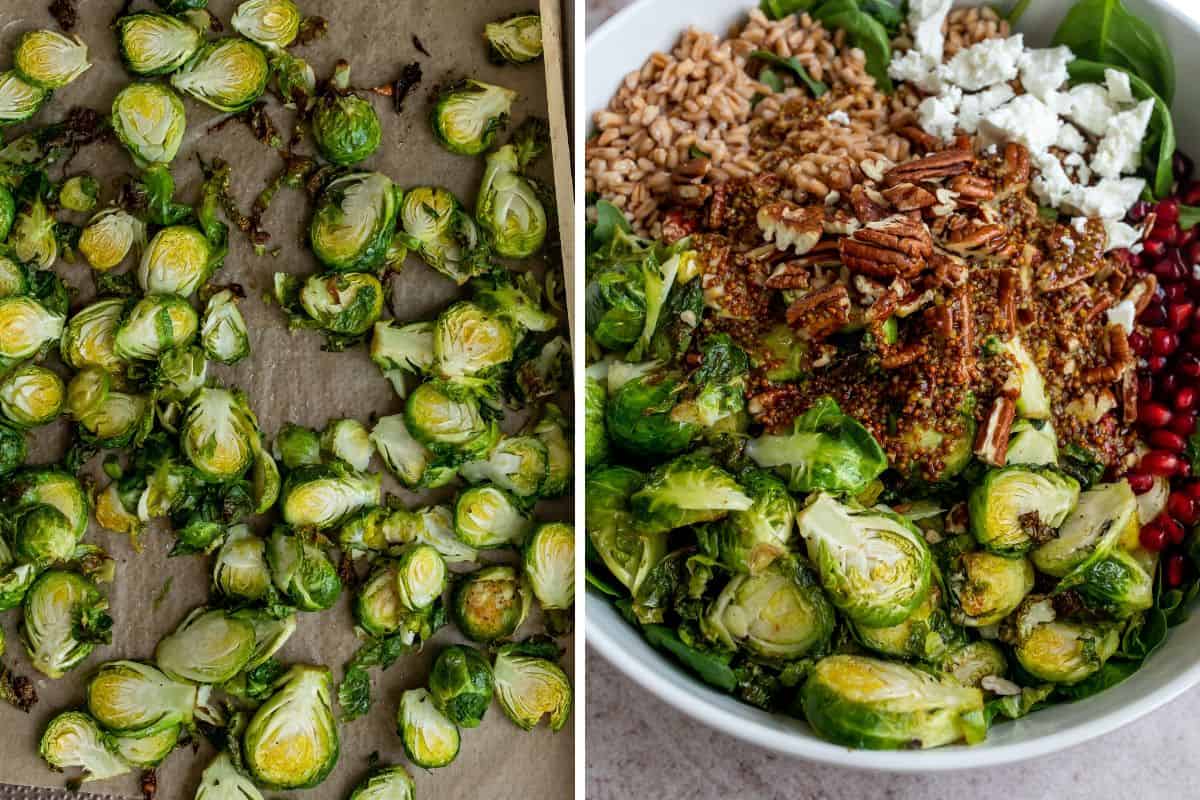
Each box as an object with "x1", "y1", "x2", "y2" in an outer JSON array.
[{"x1": 585, "y1": 0, "x2": 1200, "y2": 770}]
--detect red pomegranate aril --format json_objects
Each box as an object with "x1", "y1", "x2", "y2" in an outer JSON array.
[
  {"x1": 1169, "y1": 492, "x2": 1198, "y2": 525},
  {"x1": 1140, "y1": 522, "x2": 1169, "y2": 551},
  {"x1": 1169, "y1": 411, "x2": 1197, "y2": 437},
  {"x1": 1129, "y1": 331, "x2": 1149, "y2": 356},
  {"x1": 1127, "y1": 471, "x2": 1155, "y2": 494},
  {"x1": 1152, "y1": 329, "x2": 1180, "y2": 356},
  {"x1": 1143, "y1": 450, "x2": 1181, "y2": 475},
  {"x1": 1143, "y1": 238, "x2": 1168, "y2": 259},
  {"x1": 1166, "y1": 284, "x2": 1190, "y2": 303},
  {"x1": 1158, "y1": 514, "x2": 1187, "y2": 545},
  {"x1": 1167, "y1": 553, "x2": 1187, "y2": 588},
  {"x1": 1158, "y1": 197, "x2": 1181, "y2": 224},
  {"x1": 1160, "y1": 373, "x2": 1179, "y2": 395},
  {"x1": 1153, "y1": 223, "x2": 1181, "y2": 246},
  {"x1": 1186, "y1": 480, "x2": 1200, "y2": 499},
  {"x1": 1151, "y1": 429, "x2": 1187, "y2": 452},
  {"x1": 1142, "y1": 303, "x2": 1167, "y2": 325},
  {"x1": 1130, "y1": 199, "x2": 1154, "y2": 222},
  {"x1": 1170, "y1": 302, "x2": 1195, "y2": 330},
  {"x1": 1187, "y1": 240, "x2": 1200, "y2": 266},
  {"x1": 1153, "y1": 258, "x2": 1186, "y2": 282},
  {"x1": 1178, "y1": 353, "x2": 1200, "y2": 377},
  {"x1": 1140, "y1": 402, "x2": 1174, "y2": 428},
  {"x1": 1176, "y1": 386, "x2": 1198, "y2": 412},
  {"x1": 1149, "y1": 355, "x2": 1170, "y2": 372}
]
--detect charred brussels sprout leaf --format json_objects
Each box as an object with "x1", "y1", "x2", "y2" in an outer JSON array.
[
  {"x1": 485, "y1": 13, "x2": 543, "y2": 65},
  {"x1": 171, "y1": 38, "x2": 271, "y2": 113},
  {"x1": 431, "y1": 79, "x2": 517, "y2": 156},
  {"x1": 111, "y1": 83, "x2": 187, "y2": 167},
  {"x1": 428, "y1": 644, "x2": 494, "y2": 728},
  {"x1": 243, "y1": 665, "x2": 339, "y2": 789},
  {"x1": 117, "y1": 12, "x2": 203, "y2": 76}
]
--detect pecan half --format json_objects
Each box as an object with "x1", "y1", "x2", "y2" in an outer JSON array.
[
  {"x1": 765, "y1": 260, "x2": 811, "y2": 290},
  {"x1": 997, "y1": 142, "x2": 1031, "y2": 197},
  {"x1": 974, "y1": 396, "x2": 1016, "y2": 466},
  {"x1": 1122, "y1": 274, "x2": 1157, "y2": 315},
  {"x1": 1082, "y1": 324, "x2": 1134, "y2": 384},
  {"x1": 881, "y1": 342, "x2": 928, "y2": 368},
  {"x1": 881, "y1": 181, "x2": 938, "y2": 211},
  {"x1": 1121, "y1": 367, "x2": 1138, "y2": 425},
  {"x1": 823, "y1": 207, "x2": 861, "y2": 235},
  {"x1": 949, "y1": 173, "x2": 995, "y2": 204},
  {"x1": 995, "y1": 268, "x2": 1017, "y2": 336},
  {"x1": 758, "y1": 202, "x2": 824, "y2": 255},
  {"x1": 785, "y1": 284, "x2": 851, "y2": 340},
  {"x1": 840, "y1": 215, "x2": 933, "y2": 278},
  {"x1": 897, "y1": 124, "x2": 940, "y2": 152},
  {"x1": 849, "y1": 184, "x2": 890, "y2": 223},
  {"x1": 883, "y1": 148, "x2": 974, "y2": 186}
]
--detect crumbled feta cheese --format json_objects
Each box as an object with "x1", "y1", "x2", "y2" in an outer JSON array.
[
  {"x1": 978, "y1": 94, "x2": 1060, "y2": 154},
  {"x1": 943, "y1": 35, "x2": 1024, "y2": 91},
  {"x1": 1031, "y1": 152, "x2": 1076, "y2": 207},
  {"x1": 888, "y1": 49, "x2": 945, "y2": 94},
  {"x1": 1063, "y1": 83, "x2": 1116, "y2": 137},
  {"x1": 984, "y1": 143, "x2": 998, "y2": 156},
  {"x1": 1107, "y1": 300, "x2": 1137, "y2": 334},
  {"x1": 1071, "y1": 217, "x2": 1088, "y2": 233},
  {"x1": 1065, "y1": 177, "x2": 1146, "y2": 219},
  {"x1": 1056, "y1": 122, "x2": 1087, "y2": 153},
  {"x1": 826, "y1": 110, "x2": 850, "y2": 126},
  {"x1": 1102, "y1": 219, "x2": 1141, "y2": 252},
  {"x1": 1064, "y1": 152, "x2": 1092, "y2": 183},
  {"x1": 1018, "y1": 46, "x2": 1073, "y2": 101},
  {"x1": 908, "y1": 0, "x2": 953, "y2": 61},
  {"x1": 956, "y1": 84, "x2": 1014, "y2": 133},
  {"x1": 1105, "y1": 68, "x2": 1135, "y2": 105},
  {"x1": 917, "y1": 87, "x2": 963, "y2": 142},
  {"x1": 1091, "y1": 98, "x2": 1154, "y2": 180}
]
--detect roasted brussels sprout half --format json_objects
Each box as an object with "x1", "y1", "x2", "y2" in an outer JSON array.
[
  {"x1": 853, "y1": 578, "x2": 963, "y2": 661},
  {"x1": 801, "y1": 654, "x2": 984, "y2": 749},
  {"x1": 14, "y1": 504, "x2": 76, "y2": 566},
  {"x1": 194, "y1": 290, "x2": 246, "y2": 365},
  {"x1": 0, "y1": 364, "x2": 64, "y2": 427},
  {"x1": 405, "y1": 380, "x2": 498, "y2": 459},
  {"x1": 398, "y1": 687, "x2": 459, "y2": 769},
  {"x1": 196, "y1": 753, "x2": 265, "y2": 800},
  {"x1": 312, "y1": 61, "x2": 382, "y2": 166},
  {"x1": 11, "y1": 468, "x2": 89, "y2": 541},
  {"x1": 281, "y1": 462, "x2": 381, "y2": 529},
  {"x1": 155, "y1": 608, "x2": 256, "y2": 684},
  {"x1": 407, "y1": 504, "x2": 479, "y2": 563},
  {"x1": 348, "y1": 765, "x2": 415, "y2": 800},
  {"x1": 1004, "y1": 336, "x2": 1050, "y2": 419},
  {"x1": 111, "y1": 723, "x2": 180, "y2": 768},
  {"x1": 371, "y1": 413, "x2": 445, "y2": 489},
  {"x1": 61, "y1": 298, "x2": 125, "y2": 372},
  {"x1": 629, "y1": 455, "x2": 750, "y2": 534},
  {"x1": 0, "y1": 563, "x2": 37, "y2": 611},
  {"x1": 39, "y1": 711, "x2": 129, "y2": 783},
  {"x1": 138, "y1": 225, "x2": 212, "y2": 296},
  {"x1": 117, "y1": 12, "x2": 203, "y2": 76},
  {"x1": 460, "y1": 434, "x2": 548, "y2": 497},
  {"x1": 86, "y1": 660, "x2": 197, "y2": 734},
  {"x1": 78, "y1": 391, "x2": 153, "y2": 448},
  {"x1": 212, "y1": 525, "x2": 271, "y2": 601},
  {"x1": 1007, "y1": 418, "x2": 1058, "y2": 465},
  {"x1": 428, "y1": 645, "x2": 494, "y2": 728},
  {"x1": 398, "y1": 186, "x2": 487, "y2": 284},
  {"x1": 171, "y1": 38, "x2": 271, "y2": 112},
  {"x1": 485, "y1": 13, "x2": 543, "y2": 64},
  {"x1": 231, "y1": 0, "x2": 302, "y2": 49},
  {"x1": 181, "y1": 387, "x2": 259, "y2": 482},
  {"x1": 310, "y1": 172, "x2": 399, "y2": 272},
  {"x1": 585, "y1": 373, "x2": 609, "y2": 468},
  {"x1": 1031, "y1": 480, "x2": 1136, "y2": 577},
  {"x1": 1011, "y1": 597, "x2": 1120, "y2": 684},
  {"x1": 703, "y1": 559, "x2": 834, "y2": 659},
  {"x1": 370, "y1": 320, "x2": 434, "y2": 394},
  {"x1": 534, "y1": 406, "x2": 571, "y2": 497},
  {"x1": 23, "y1": 570, "x2": 111, "y2": 678},
  {"x1": 14, "y1": 30, "x2": 91, "y2": 89},
  {"x1": 524, "y1": 522, "x2": 574, "y2": 611},
  {"x1": 243, "y1": 665, "x2": 339, "y2": 789},
  {"x1": 938, "y1": 640, "x2": 1009, "y2": 688},
  {"x1": 603, "y1": 370, "x2": 696, "y2": 459},
  {"x1": 707, "y1": 469, "x2": 795, "y2": 574},
  {"x1": 969, "y1": 466, "x2": 1080, "y2": 556},
  {"x1": 431, "y1": 79, "x2": 517, "y2": 156},
  {"x1": 317, "y1": 417, "x2": 371, "y2": 470},
  {"x1": 452, "y1": 565, "x2": 530, "y2": 642},
  {"x1": 354, "y1": 560, "x2": 405, "y2": 636},
  {"x1": 586, "y1": 465, "x2": 665, "y2": 595},
  {"x1": 155, "y1": 346, "x2": 207, "y2": 403},
  {"x1": 946, "y1": 550, "x2": 1034, "y2": 627},
  {"x1": 266, "y1": 528, "x2": 342, "y2": 611},
  {"x1": 114, "y1": 293, "x2": 198, "y2": 361},
  {"x1": 0, "y1": 71, "x2": 48, "y2": 127},
  {"x1": 59, "y1": 175, "x2": 100, "y2": 213},
  {"x1": 394, "y1": 543, "x2": 447, "y2": 612},
  {"x1": 1057, "y1": 546, "x2": 1154, "y2": 619},
  {"x1": 274, "y1": 422, "x2": 321, "y2": 469},
  {"x1": 10, "y1": 199, "x2": 57, "y2": 270},
  {"x1": 493, "y1": 641, "x2": 572, "y2": 731},
  {"x1": 476, "y1": 144, "x2": 547, "y2": 258},
  {"x1": 66, "y1": 367, "x2": 110, "y2": 420},
  {"x1": 796, "y1": 492, "x2": 932, "y2": 628},
  {"x1": 454, "y1": 484, "x2": 531, "y2": 549},
  {"x1": 112, "y1": 83, "x2": 187, "y2": 167},
  {"x1": 232, "y1": 607, "x2": 297, "y2": 670},
  {"x1": 299, "y1": 272, "x2": 384, "y2": 336},
  {"x1": 434, "y1": 301, "x2": 516, "y2": 381},
  {"x1": 0, "y1": 258, "x2": 24, "y2": 301}
]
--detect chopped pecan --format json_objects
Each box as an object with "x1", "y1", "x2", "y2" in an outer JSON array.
[
  {"x1": 864, "y1": 276, "x2": 910, "y2": 321},
  {"x1": 936, "y1": 214, "x2": 1008, "y2": 255},
  {"x1": 881, "y1": 342, "x2": 928, "y2": 369},
  {"x1": 785, "y1": 284, "x2": 851, "y2": 340},
  {"x1": 661, "y1": 209, "x2": 700, "y2": 244},
  {"x1": 949, "y1": 173, "x2": 995, "y2": 203},
  {"x1": 758, "y1": 202, "x2": 824, "y2": 255},
  {"x1": 674, "y1": 156, "x2": 711, "y2": 183},
  {"x1": 997, "y1": 142, "x2": 1031, "y2": 196},
  {"x1": 671, "y1": 183, "x2": 712, "y2": 207},
  {"x1": 995, "y1": 268, "x2": 1017, "y2": 336},
  {"x1": 782, "y1": 239, "x2": 842, "y2": 268},
  {"x1": 974, "y1": 396, "x2": 1016, "y2": 466},
  {"x1": 1082, "y1": 324, "x2": 1134, "y2": 384},
  {"x1": 929, "y1": 251, "x2": 969, "y2": 287},
  {"x1": 823, "y1": 207, "x2": 860, "y2": 235},
  {"x1": 765, "y1": 260, "x2": 811, "y2": 290},
  {"x1": 881, "y1": 181, "x2": 938, "y2": 211},
  {"x1": 883, "y1": 149, "x2": 974, "y2": 186},
  {"x1": 849, "y1": 184, "x2": 890, "y2": 223},
  {"x1": 1122, "y1": 274, "x2": 1157, "y2": 315},
  {"x1": 897, "y1": 124, "x2": 940, "y2": 152},
  {"x1": 1121, "y1": 368, "x2": 1138, "y2": 425},
  {"x1": 840, "y1": 215, "x2": 933, "y2": 278},
  {"x1": 705, "y1": 183, "x2": 730, "y2": 229},
  {"x1": 1067, "y1": 389, "x2": 1117, "y2": 423}
]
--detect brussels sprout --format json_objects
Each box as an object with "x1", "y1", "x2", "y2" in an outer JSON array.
[
  {"x1": 0, "y1": 563, "x2": 37, "y2": 610},
  {"x1": 476, "y1": 144, "x2": 547, "y2": 259},
  {"x1": 938, "y1": 641, "x2": 1008, "y2": 688},
  {"x1": 354, "y1": 560, "x2": 404, "y2": 635},
  {"x1": 452, "y1": 565, "x2": 530, "y2": 642},
  {"x1": 243, "y1": 665, "x2": 339, "y2": 789},
  {"x1": 232, "y1": 0, "x2": 302, "y2": 49},
  {"x1": 707, "y1": 469, "x2": 796, "y2": 574},
  {"x1": 1011, "y1": 597, "x2": 1120, "y2": 684},
  {"x1": 471, "y1": 273, "x2": 558, "y2": 333},
  {"x1": 66, "y1": 370, "x2": 113, "y2": 423},
  {"x1": 231, "y1": 607, "x2": 297, "y2": 669},
  {"x1": 112, "y1": 83, "x2": 187, "y2": 167},
  {"x1": 171, "y1": 38, "x2": 270, "y2": 112},
  {"x1": 585, "y1": 374, "x2": 609, "y2": 468},
  {"x1": 1057, "y1": 546, "x2": 1153, "y2": 618},
  {"x1": 155, "y1": 608, "x2": 255, "y2": 684},
  {"x1": 196, "y1": 752, "x2": 265, "y2": 800},
  {"x1": 460, "y1": 435, "x2": 548, "y2": 498},
  {"x1": 801, "y1": 654, "x2": 984, "y2": 749},
  {"x1": 318, "y1": 418, "x2": 371, "y2": 470},
  {"x1": 0, "y1": 71, "x2": 48, "y2": 126},
  {"x1": 432, "y1": 79, "x2": 516, "y2": 156},
  {"x1": 854, "y1": 578, "x2": 963, "y2": 661},
  {"x1": 520, "y1": 522, "x2": 574, "y2": 613},
  {"x1": 348, "y1": 765, "x2": 415, "y2": 800},
  {"x1": 796, "y1": 492, "x2": 932, "y2": 628},
  {"x1": 398, "y1": 186, "x2": 487, "y2": 284},
  {"x1": 78, "y1": 391, "x2": 153, "y2": 448},
  {"x1": 114, "y1": 293, "x2": 198, "y2": 361},
  {"x1": 273, "y1": 423, "x2": 320, "y2": 471},
  {"x1": 1031, "y1": 480, "x2": 1135, "y2": 577},
  {"x1": 0, "y1": 423, "x2": 25, "y2": 478},
  {"x1": 156, "y1": 346, "x2": 207, "y2": 403},
  {"x1": 946, "y1": 550, "x2": 1034, "y2": 627},
  {"x1": 23, "y1": 570, "x2": 111, "y2": 678},
  {"x1": 281, "y1": 462, "x2": 381, "y2": 529},
  {"x1": 312, "y1": 61, "x2": 382, "y2": 166},
  {"x1": 0, "y1": 188, "x2": 13, "y2": 243},
  {"x1": 86, "y1": 660, "x2": 197, "y2": 734},
  {"x1": 434, "y1": 301, "x2": 516, "y2": 380},
  {"x1": 0, "y1": 256, "x2": 24, "y2": 300},
  {"x1": 11, "y1": 468, "x2": 89, "y2": 540},
  {"x1": 408, "y1": 504, "x2": 479, "y2": 564},
  {"x1": 365, "y1": 414, "x2": 432, "y2": 488},
  {"x1": 117, "y1": 13, "x2": 203, "y2": 76},
  {"x1": 894, "y1": 413, "x2": 975, "y2": 482},
  {"x1": 371, "y1": 320, "x2": 434, "y2": 394},
  {"x1": 405, "y1": 380, "x2": 498, "y2": 459},
  {"x1": 427, "y1": 645, "x2": 494, "y2": 729},
  {"x1": 192, "y1": 290, "x2": 247, "y2": 366},
  {"x1": 586, "y1": 466, "x2": 664, "y2": 595},
  {"x1": 299, "y1": 272, "x2": 384, "y2": 336},
  {"x1": 968, "y1": 466, "x2": 1080, "y2": 556},
  {"x1": 14, "y1": 504, "x2": 75, "y2": 566},
  {"x1": 10, "y1": 198, "x2": 57, "y2": 270},
  {"x1": 534, "y1": 406, "x2": 571, "y2": 497},
  {"x1": 398, "y1": 687, "x2": 460, "y2": 768},
  {"x1": 212, "y1": 525, "x2": 271, "y2": 601},
  {"x1": 181, "y1": 387, "x2": 259, "y2": 482},
  {"x1": 266, "y1": 528, "x2": 342, "y2": 611},
  {"x1": 395, "y1": 544, "x2": 447, "y2": 611},
  {"x1": 629, "y1": 456, "x2": 751, "y2": 534},
  {"x1": 1004, "y1": 336, "x2": 1050, "y2": 419},
  {"x1": 110, "y1": 722, "x2": 180, "y2": 768},
  {"x1": 454, "y1": 484, "x2": 531, "y2": 548},
  {"x1": 485, "y1": 13, "x2": 543, "y2": 64},
  {"x1": 703, "y1": 560, "x2": 834, "y2": 659},
  {"x1": 14, "y1": 30, "x2": 90, "y2": 89},
  {"x1": 493, "y1": 641, "x2": 572, "y2": 731},
  {"x1": 1007, "y1": 419, "x2": 1058, "y2": 465},
  {"x1": 138, "y1": 225, "x2": 212, "y2": 296},
  {"x1": 59, "y1": 175, "x2": 100, "y2": 213},
  {"x1": 39, "y1": 711, "x2": 129, "y2": 783},
  {"x1": 254, "y1": 450, "x2": 283, "y2": 518},
  {"x1": 603, "y1": 370, "x2": 696, "y2": 459},
  {"x1": 0, "y1": 364, "x2": 64, "y2": 427},
  {"x1": 310, "y1": 172, "x2": 399, "y2": 272},
  {"x1": 273, "y1": 50, "x2": 316, "y2": 108},
  {"x1": 61, "y1": 298, "x2": 125, "y2": 372}
]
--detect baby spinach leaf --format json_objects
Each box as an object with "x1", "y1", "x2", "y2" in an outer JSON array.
[
  {"x1": 643, "y1": 623, "x2": 739, "y2": 691},
  {"x1": 812, "y1": 0, "x2": 895, "y2": 91},
  {"x1": 1005, "y1": 0, "x2": 1033, "y2": 24},
  {"x1": 1053, "y1": 658, "x2": 1142, "y2": 701},
  {"x1": 760, "y1": 0, "x2": 818, "y2": 20},
  {"x1": 1052, "y1": 0, "x2": 1174, "y2": 105},
  {"x1": 1179, "y1": 205, "x2": 1200, "y2": 231},
  {"x1": 750, "y1": 50, "x2": 828, "y2": 97}
]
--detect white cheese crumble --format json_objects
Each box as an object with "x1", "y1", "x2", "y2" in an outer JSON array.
[
  {"x1": 1056, "y1": 122, "x2": 1087, "y2": 154},
  {"x1": 1071, "y1": 216, "x2": 1089, "y2": 233},
  {"x1": 1102, "y1": 218, "x2": 1142, "y2": 252},
  {"x1": 1091, "y1": 99, "x2": 1154, "y2": 180},
  {"x1": 917, "y1": 87, "x2": 963, "y2": 141},
  {"x1": 1107, "y1": 300, "x2": 1137, "y2": 334},
  {"x1": 978, "y1": 94, "x2": 1061, "y2": 154},
  {"x1": 1062, "y1": 83, "x2": 1114, "y2": 137},
  {"x1": 956, "y1": 84, "x2": 1013, "y2": 133},
  {"x1": 1066, "y1": 177, "x2": 1146, "y2": 219},
  {"x1": 826, "y1": 110, "x2": 851, "y2": 126},
  {"x1": 943, "y1": 35, "x2": 1024, "y2": 91},
  {"x1": 909, "y1": 0, "x2": 953, "y2": 61},
  {"x1": 1018, "y1": 46, "x2": 1073, "y2": 101},
  {"x1": 1105, "y1": 68, "x2": 1135, "y2": 106}
]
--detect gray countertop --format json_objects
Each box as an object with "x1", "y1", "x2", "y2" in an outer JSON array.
[{"x1": 584, "y1": 2, "x2": 1200, "y2": 797}]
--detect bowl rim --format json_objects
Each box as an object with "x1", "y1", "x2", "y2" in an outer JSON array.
[{"x1": 584, "y1": 0, "x2": 1200, "y2": 770}]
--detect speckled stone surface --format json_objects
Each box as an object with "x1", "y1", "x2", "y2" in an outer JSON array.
[{"x1": 585, "y1": 2, "x2": 1200, "y2": 797}]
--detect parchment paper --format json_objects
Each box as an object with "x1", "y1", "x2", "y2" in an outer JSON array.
[{"x1": 0, "y1": 1, "x2": 574, "y2": 798}]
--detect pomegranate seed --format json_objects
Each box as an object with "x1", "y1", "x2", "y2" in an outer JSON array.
[
  {"x1": 1169, "y1": 411, "x2": 1197, "y2": 437},
  {"x1": 1185, "y1": 183, "x2": 1200, "y2": 206},
  {"x1": 1160, "y1": 373, "x2": 1179, "y2": 395},
  {"x1": 1129, "y1": 200, "x2": 1154, "y2": 222},
  {"x1": 1142, "y1": 302, "x2": 1167, "y2": 325},
  {"x1": 1170, "y1": 301, "x2": 1196, "y2": 330},
  {"x1": 1149, "y1": 355, "x2": 1170, "y2": 372},
  {"x1": 1186, "y1": 240, "x2": 1200, "y2": 266},
  {"x1": 1140, "y1": 523, "x2": 1169, "y2": 551},
  {"x1": 1151, "y1": 429, "x2": 1187, "y2": 452},
  {"x1": 1167, "y1": 553, "x2": 1187, "y2": 588},
  {"x1": 1169, "y1": 492, "x2": 1198, "y2": 524},
  {"x1": 1167, "y1": 284, "x2": 1190, "y2": 303},
  {"x1": 1143, "y1": 450, "x2": 1182, "y2": 476},
  {"x1": 1129, "y1": 331, "x2": 1149, "y2": 356},
  {"x1": 1177, "y1": 386, "x2": 1198, "y2": 412},
  {"x1": 1140, "y1": 402, "x2": 1174, "y2": 428},
  {"x1": 1153, "y1": 223, "x2": 1181, "y2": 245},
  {"x1": 1178, "y1": 353, "x2": 1200, "y2": 377},
  {"x1": 1153, "y1": 258, "x2": 1186, "y2": 282},
  {"x1": 1127, "y1": 471, "x2": 1155, "y2": 494},
  {"x1": 1158, "y1": 514, "x2": 1187, "y2": 545},
  {"x1": 1186, "y1": 480, "x2": 1200, "y2": 499},
  {"x1": 1143, "y1": 239, "x2": 1167, "y2": 259},
  {"x1": 1158, "y1": 197, "x2": 1181, "y2": 224}
]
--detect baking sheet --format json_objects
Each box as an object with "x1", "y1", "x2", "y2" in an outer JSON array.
[{"x1": 0, "y1": 0, "x2": 574, "y2": 797}]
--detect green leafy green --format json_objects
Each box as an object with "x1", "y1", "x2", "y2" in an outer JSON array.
[
  {"x1": 643, "y1": 623, "x2": 738, "y2": 691},
  {"x1": 749, "y1": 51, "x2": 828, "y2": 97},
  {"x1": 1053, "y1": 0, "x2": 1174, "y2": 103},
  {"x1": 811, "y1": 0, "x2": 894, "y2": 91},
  {"x1": 1179, "y1": 205, "x2": 1200, "y2": 231}
]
